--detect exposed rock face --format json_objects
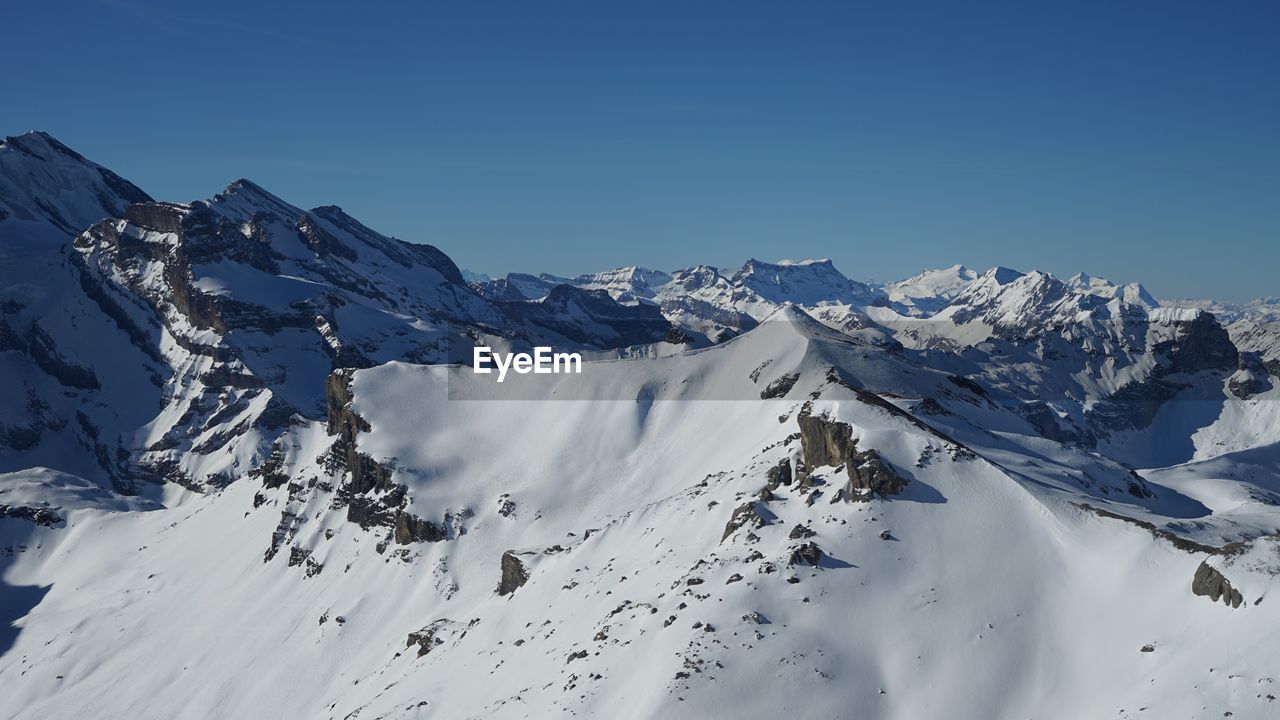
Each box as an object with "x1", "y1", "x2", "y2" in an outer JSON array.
[
  {"x1": 788, "y1": 524, "x2": 816, "y2": 539},
  {"x1": 498, "y1": 551, "x2": 530, "y2": 596},
  {"x1": 1088, "y1": 313, "x2": 1240, "y2": 435},
  {"x1": 1163, "y1": 313, "x2": 1238, "y2": 374},
  {"x1": 1191, "y1": 561, "x2": 1244, "y2": 609},
  {"x1": 326, "y1": 371, "x2": 395, "y2": 496},
  {"x1": 394, "y1": 511, "x2": 445, "y2": 544},
  {"x1": 797, "y1": 412, "x2": 909, "y2": 500},
  {"x1": 0, "y1": 504, "x2": 64, "y2": 527},
  {"x1": 765, "y1": 457, "x2": 792, "y2": 490},
  {"x1": 0, "y1": 320, "x2": 100, "y2": 390},
  {"x1": 1228, "y1": 353, "x2": 1274, "y2": 399},
  {"x1": 406, "y1": 619, "x2": 456, "y2": 657},
  {"x1": 760, "y1": 373, "x2": 799, "y2": 400},
  {"x1": 124, "y1": 201, "x2": 184, "y2": 233},
  {"x1": 1018, "y1": 401, "x2": 1081, "y2": 444},
  {"x1": 295, "y1": 214, "x2": 357, "y2": 261},
  {"x1": 325, "y1": 369, "x2": 445, "y2": 544},
  {"x1": 797, "y1": 412, "x2": 857, "y2": 469},
  {"x1": 788, "y1": 541, "x2": 823, "y2": 567},
  {"x1": 844, "y1": 447, "x2": 909, "y2": 500},
  {"x1": 721, "y1": 501, "x2": 773, "y2": 543}
]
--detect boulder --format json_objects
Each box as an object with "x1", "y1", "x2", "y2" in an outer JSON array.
[
  {"x1": 498, "y1": 551, "x2": 530, "y2": 596},
  {"x1": 1191, "y1": 561, "x2": 1244, "y2": 609}
]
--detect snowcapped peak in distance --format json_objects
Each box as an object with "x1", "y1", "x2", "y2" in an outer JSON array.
[
  {"x1": 773, "y1": 257, "x2": 834, "y2": 266},
  {"x1": 729, "y1": 257, "x2": 873, "y2": 305},
  {"x1": 1067, "y1": 271, "x2": 1159, "y2": 308},
  {"x1": 984, "y1": 265, "x2": 1025, "y2": 286},
  {"x1": 880, "y1": 263, "x2": 977, "y2": 308}
]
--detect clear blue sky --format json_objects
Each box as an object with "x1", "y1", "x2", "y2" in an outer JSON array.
[{"x1": 4, "y1": 1, "x2": 1277, "y2": 300}]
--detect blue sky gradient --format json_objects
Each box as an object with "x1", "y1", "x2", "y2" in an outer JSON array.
[{"x1": 4, "y1": 1, "x2": 1277, "y2": 300}]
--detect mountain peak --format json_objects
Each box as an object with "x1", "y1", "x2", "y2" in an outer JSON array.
[
  {"x1": 985, "y1": 265, "x2": 1025, "y2": 285},
  {"x1": 2, "y1": 130, "x2": 85, "y2": 161},
  {"x1": 222, "y1": 177, "x2": 276, "y2": 198},
  {"x1": 0, "y1": 131, "x2": 151, "y2": 236},
  {"x1": 1066, "y1": 272, "x2": 1159, "y2": 308},
  {"x1": 205, "y1": 177, "x2": 302, "y2": 222},
  {"x1": 774, "y1": 258, "x2": 834, "y2": 267}
]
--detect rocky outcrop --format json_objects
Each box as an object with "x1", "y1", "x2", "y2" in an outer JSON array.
[
  {"x1": 296, "y1": 214, "x2": 357, "y2": 261},
  {"x1": 1191, "y1": 561, "x2": 1244, "y2": 609},
  {"x1": 788, "y1": 541, "x2": 823, "y2": 567},
  {"x1": 406, "y1": 619, "x2": 457, "y2": 657},
  {"x1": 760, "y1": 373, "x2": 799, "y2": 399},
  {"x1": 325, "y1": 369, "x2": 445, "y2": 545},
  {"x1": 1228, "y1": 353, "x2": 1274, "y2": 399},
  {"x1": 1163, "y1": 312, "x2": 1238, "y2": 374},
  {"x1": 123, "y1": 201, "x2": 184, "y2": 232},
  {"x1": 798, "y1": 412, "x2": 909, "y2": 501},
  {"x1": 498, "y1": 551, "x2": 530, "y2": 596},
  {"x1": 797, "y1": 412, "x2": 857, "y2": 468},
  {"x1": 788, "y1": 524, "x2": 816, "y2": 539},
  {"x1": 394, "y1": 511, "x2": 445, "y2": 544},
  {"x1": 765, "y1": 457, "x2": 792, "y2": 490},
  {"x1": 843, "y1": 447, "x2": 909, "y2": 500},
  {"x1": 326, "y1": 370, "x2": 395, "y2": 496},
  {"x1": 721, "y1": 501, "x2": 773, "y2": 543},
  {"x1": 0, "y1": 504, "x2": 64, "y2": 527},
  {"x1": 1018, "y1": 400, "x2": 1084, "y2": 444}
]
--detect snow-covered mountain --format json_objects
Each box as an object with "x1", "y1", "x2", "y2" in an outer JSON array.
[
  {"x1": 3, "y1": 133, "x2": 677, "y2": 493},
  {"x1": 477, "y1": 258, "x2": 878, "y2": 342},
  {"x1": 4, "y1": 132, "x2": 1280, "y2": 719},
  {"x1": 877, "y1": 263, "x2": 980, "y2": 316}
]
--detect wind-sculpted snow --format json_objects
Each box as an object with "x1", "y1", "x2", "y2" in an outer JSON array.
[{"x1": 3, "y1": 131, "x2": 1280, "y2": 719}]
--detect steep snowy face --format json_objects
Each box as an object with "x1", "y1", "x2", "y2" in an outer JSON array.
[
  {"x1": 0, "y1": 133, "x2": 163, "y2": 493},
  {"x1": 0, "y1": 131, "x2": 151, "y2": 239}
]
